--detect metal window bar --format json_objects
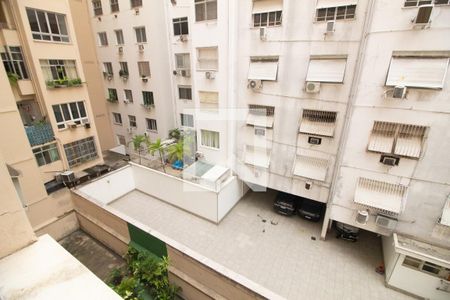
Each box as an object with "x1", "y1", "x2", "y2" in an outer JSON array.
[{"x1": 248, "y1": 104, "x2": 275, "y2": 116}]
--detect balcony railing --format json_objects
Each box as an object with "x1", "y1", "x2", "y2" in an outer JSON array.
[{"x1": 25, "y1": 123, "x2": 55, "y2": 146}]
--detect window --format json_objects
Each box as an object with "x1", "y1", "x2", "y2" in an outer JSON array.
[
  {"x1": 197, "y1": 47, "x2": 218, "y2": 70},
  {"x1": 299, "y1": 110, "x2": 337, "y2": 137},
  {"x1": 40, "y1": 59, "x2": 78, "y2": 82},
  {"x1": 173, "y1": 17, "x2": 189, "y2": 35},
  {"x1": 175, "y1": 53, "x2": 190, "y2": 70},
  {"x1": 124, "y1": 89, "x2": 133, "y2": 102},
  {"x1": 115, "y1": 29, "x2": 124, "y2": 45},
  {"x1": 402, "y1": 256, "x2": 450, "y2": 280},
  {"x1": 117, "y1": 135, "x2": 126, "y2": 146},
  {"x1": 135, "y1": 27, "x2": 147, "y2": 43},
  {"x1": 253, "y1": 11, "x2": 282, "y2": 27},
  {"x1": 52, "y1": 101, "x2": 88, "y2": 129},
  {"x1": 146, "y1": 118, "x2": 157, "y2": 131},
  {"x1": 248, "y1": 57, "x2": 279, "y2": 81},
  {"x1": 98, "y1": 32, "x2": 108, "y2": 46},
  {"x1": 434, "y1": 0, "x2": 450, "y2": 4},
  {"x1": 315, "y1": 5, "x2": 356, "y2": 22},
  {"x1": 103, "y1": 62, "x2": 113, "y2": 75},
  {"x1": 26, "y1": 8, "x2": 69, "y2": 42},
  {"x1": 119, "y1": 61, "x2": 129, "y2": 76},
  {"x1": 32, "y1": 143, "x2": 60, "y2": 166},
  {"x1": 129, "y1": 115, "x2": 137, "y2": 128},
  {"x1": 386, "y1": 57, "x2": 449, "y2": 89},
  {"x1": 247, "y1": 104, "x2": 275, "y2": 128},
  {"x1": 403, "y1": 256, "x2": 422, "y2": 268},
  {"x1": 64, "y1": 137, "x2": 98, "y2": 167},
  {"x1": 108, "y1": 88, "x2": 118, "y2": 101},
  {"x1": 138, "y1": 61, "x2": 150, "y2": 77},
  {"x1": 92, "y1": 0, "x2": 103, "y2": 16},
  {"x1": 1, "y1": 46, "x2": 29, "y2": 79},
  {"x1": 195, "y1": 0, "x2": 217, "y2": 22},
  {"x1": 201, "y1": 129, "x2": 219, "y2": 148},
  {"x1": 130, "y1": 0, "x2": 142, "y2": 8},
  {"x1": 142, "y1": 91, "x2": 154, "y2": 106},
  {"x1": 178, "y1": 86, "x2": 192, "y2": 100},
  {"x1": 368, "y1": 121, "x2": 427, "y2": 158},
  {"x1": 110, "y1": 0, "x2": 119, "y2": 12},
  {"x1": 199, "y1": 91, "x2": 218, "y2": 108},
  {"x1": 180, "y1": 113, "x2": 194, "y2": 127},
  {"x1": 112, "y1": 112, "x2": 122, "y2": 124},
  {"x1": 403, "y1": 1, "x2": 446, "y2": 7},
  {"x1": 306, "y1": 57, "x2": 347, "y2": 83}
]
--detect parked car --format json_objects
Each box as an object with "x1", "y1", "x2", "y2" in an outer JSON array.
[
  {"x1": 273, "y1": 192, "x2": 299, "y2": 216},
  {"x1": 297, "y1": 198, "x2": 324, "y2": 222},
  {"x1": 335, "y1": 222, "x2": 360, "y2": 242}
]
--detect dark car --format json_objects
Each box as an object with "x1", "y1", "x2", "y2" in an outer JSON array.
[
  {"x1": 273, "y1": 192, "x2": 299, "y2": 216},
  {"x1": 297, "y1": 198, "x2": 324, "y2": 222}
]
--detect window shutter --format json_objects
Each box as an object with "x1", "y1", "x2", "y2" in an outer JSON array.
[
  {"x1": 252, "y1": 0, "x2": 283, "y2": 13},
  {"x1": 306, "y1": 58, "x2": 347, "y2": 83},
  {"x1": 248, "y1": 60, "x2": 279, "y2": 81}
]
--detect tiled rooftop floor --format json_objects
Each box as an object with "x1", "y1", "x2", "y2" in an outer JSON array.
[{"x1": 109, "y1": 189, "x2": 412, "y2": 300}]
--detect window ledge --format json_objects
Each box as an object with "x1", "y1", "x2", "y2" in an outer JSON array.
[{"x1": 199, "y1": 145, "x2": 220, "y2": 151}]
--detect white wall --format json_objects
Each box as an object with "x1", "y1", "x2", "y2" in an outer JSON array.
[{"x1": 217, "y1": 176, "x2": 244, "y2": 221}]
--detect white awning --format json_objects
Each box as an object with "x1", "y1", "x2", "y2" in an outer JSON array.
[
  {"x1": 252, "y1": 0, "x2": 283, "y2": 13},
  {"x1": 299, "y1": 110, "x2": 337, "y2": 137},
  {"x1": 440, "y1": 195, "x2": 450, "y2": 227},
  {"x1": 199, "y1": 91, "x2": 218, "y2": 104},
  {"x1": 394, "y1": 136, "x2": 423, "y2": 158},
  {"x1": 245, "y1": 146, "x2": 271, "y2": 168},
  {"x1": 367, "y1": 122, "x2": 396, "y2": 153},
  {"x1": 306, "y1": 59, "x2": 347, "y2": 83},
  {"x1": 246, "y1": 113, "x2": 274, "y2": 128},
  {"x1": 293, "y1": 155, "x2": 328, "y2": 181},
  {"x1": 316, "y1": 0, "x2": 358, "y2": 8},
  {"x1": 354, "y1": 177, "x2": 407, "y2": 215},
  {"x1": 386, "y1": 57, "x2": 449, "y2": 89},
  {"x1": 248, "y1": 60, "x2": 279, "y2": 81}
]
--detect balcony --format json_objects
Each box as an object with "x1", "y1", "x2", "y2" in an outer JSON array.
[{"x1": 25, "y1": 123, "x2": 55, "y2": 146}]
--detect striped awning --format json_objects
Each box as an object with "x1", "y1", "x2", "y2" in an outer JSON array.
[
  {"x1": 293, "y1": 155, "x2": 329, "y2": 181},
  {"x1": 354, "y1": 177, "x2": 407, "y2": 216}
]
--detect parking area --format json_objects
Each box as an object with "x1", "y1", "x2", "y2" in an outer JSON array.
[{"x1": 109, "y1": 188, "x2": 413, "y2": 300}]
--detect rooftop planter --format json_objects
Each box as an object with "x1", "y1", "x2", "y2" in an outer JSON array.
[
  {"x1": 25, "y1": 122, "x2": 54, "y2": 146},
  {"x1": 46, "y1": 78, "x2": 82, "y2": 89}
]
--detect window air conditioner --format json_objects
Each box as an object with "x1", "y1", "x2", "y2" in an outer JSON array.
[
  {"x1": 326, "y1": 21, "x2": 335, "y2": 33},
  {"x1": 123, "y1": 100, "x2": 130, "y2": 104},
  {"x1": 181, "y1": 69, "x2": 190, "y2": 77},
  {"x1": 138, "y1": 44, "x2": 145, "y2": 52},
  {"x1": 248, "y1": 79, "x2": 262, "y2": 90},
  {"x1": 205, "y1": 71, "x2": 215, "y2": 79},
  {"x1": 260, "y1": 27, "x2": 267, "y2": 40},
  {"x1": 179, "y1": 35, "x2": 187, "y2": 42},
  {"x1": 135, "y1": 8, "x2": 140, "y2": 15},
  {"x1": 61, "y1": 171, "x2": 75, "y2": 184},
  {"x1": 392, "y1": 86, "x2": 407, "y2": 99},
  {"x1": 254, "y1": 127, "x2": 266, "y2": 136},
  {"x1": 68, "y1": 122, "x2": 77, "y2": 129},
  {"x1": 118, "y1": 46, "x2": 123, "y2": 54},
  {"x1": 305, "y1": 81, "x2": 320, "y2": 93},
  {"x1": 414, "y1": 5, "x2": 433, "y2": 27},
  {"x1": 308, "y1": 136, "x2": 322, "y2": 145},
  {"x1": 380, "y1": 155, "x2": 399, "y2": 166},
  {"x1": 356, "y1": 210, "x2": 369, "y2": 225},
  {"x1": 375, "y1": 215, "x2": 397, "y2": 230},
  {"x1": 84, "y1": 122, "x2": 91, "y2": 129}
]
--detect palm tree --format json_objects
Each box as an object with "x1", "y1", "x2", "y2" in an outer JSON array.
[
  {"x1": 129, "y1": 134, "x2": 148, "y2": 165},
  {"x1": 148, "y1": 138, "x2": 166, "y2": 173},
  {"x1": 167, "y1": 140, "x2": 191, "y2": 169}
]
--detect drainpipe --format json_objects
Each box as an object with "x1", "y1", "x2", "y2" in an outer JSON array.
[{"x1": 320, "y1": 0, "x2": 376, "y2": 240}]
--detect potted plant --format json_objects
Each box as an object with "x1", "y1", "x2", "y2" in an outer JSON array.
[
  {"x1": 119, "y1": 69, "x2": 129, "y2": 79},
  {"x1": 7, "y1": 72, "x2": 19, "y2": 84}
]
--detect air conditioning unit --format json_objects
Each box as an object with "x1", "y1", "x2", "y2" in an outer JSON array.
[
  {"x1": 380, "y1": 155, "x2": 399, "y2": 166},
  {"x1": 254, "y1": 127, "x2": 266, "y2": 136},
  {"x1": 123, "y1": 100, "x2": 130, "y2": 104},
  {"x1": 356, "y1": 210, "x2": 369, "y2": 225},
  {"x1": 68, "y1": 122, "x2": 77, "y2": 129},
  {"x1": 413, "y1": 5, "x2": 433, "y2": 27},
  {"x1": 60, "y1": 171, "x2": 75, "y2": 184},
  {"x1": 248, "y1": 79, "x2": 262, "y2": 90},
  {"x1": 205, "y1": 71, "x2": 215, "y2": 79},
  {"x1": 305, "y1": 181, "x2": 312, "y2": 190},
  {"x1": 305, "y1": 81, "x2": 320, "y2": 93},
  {"x1": 179, "y1": 35, "x2": 187, "y2": 42},
  {"x1": 138, "y1": 44, "x2": 144, "y2": 52},
  {"x1": 259, "y1": 27, "x2": 267, "y2": 40},
  {"x1": 308, "y1": 136, "x2": 322, "y2": 145},
  {"x1": 326, "y1": 21, "x2": 335, "y2": 33},
  {"x1": 81, "y1": 119, "x2": 90, "y2": 125},
  {"x1": 392, "y1": 86, "x2": 407, "y2": 99},
  {"x1": 118, "y1": 46, "x2": 123, "y2": 54},
  {"x1": 135, "y1": 8, "x2": 140, "y2": 15},
  {"x1": 181, "y1": 69, "x2": 191, "y2": 77},
  {"x1": 375, "y1": 215, "x2": 397, "y2": 230}
]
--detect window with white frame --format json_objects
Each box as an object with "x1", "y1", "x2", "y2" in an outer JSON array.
[
  {"x1": 306, "y1": 57, "x2": 347, "y2": 83},
  {"x1": 119, "y1": 61, "x2": 129, "y2": 76},
  {"x1": 135, "y1": 26, "x2": 147, "y2": 43},
  {"x1": 252, "y1": 0, "x2": 283, "y2": 27},
  {"x1": 142, "y1": 91, "x2": 154, "y2": 106},
  {"x1": 299, "y1": 109, "x2": 337, "y2": 137},
  {"x1": 197, "y1": 47, "x2": 218, "y2": 70},
  {"x1": 201, "y1": 129, "x2": 219, "y2": 148},
  {"x1": 52, "y1": 101, "x2": 88, "y2": 129},
  {"x1": 404, "y1": 0, "x2": 449, "y2": 7},
  {"x1": 115, "y1": 29, "x2": 124, "y2": 45},
  {"x1": 32, "y1": 143, "x2": 60, "y2": 166},
  {"x1": 92, "y1": 0, "x2": 103, "y2": 16},
  {"x1": 1, "y1": 46, "x2": 29, "y2": 79},
  {"x1": 199, "y1": 91, "x2": 218, "y2": 108},
  {"x1": 248, "y1": 57, "x2": 279, "y2": 81},
  {"x1": 124, "y1": 89, "x2": 133, "y2": 102},
  {"x1": 146, "y1": 118, "x2": 157, "y2": 131},
  {"x1": 98, "y1": 32, "x2": 108, "y2": 46},
  {"x1": 315, "y1": 3, "x2": 356, "y2": 22},
  {"x1": 180, "y1": 113, "x2": 194, "y2": 127},
  {"x1": 175, "y1": 53, "x2": 190, "y2": 70},
  {"x1": 129, "y1": 115, "x2": 137, "y2": 128},
  {"x1": 110, "y1": 0, "x2": 120, "y2": 12},
  {"x1": 195, "y1": 0, "x2": 217, "y2": 22},
  {"x1": 368, "y1": 121, "x2": 427, "y2": 159},
  {"x1": 64, "y1": 137, "x2": 98, "y2": 167},
  {"x1": 138, "y1": 61, "x2": 150, "y2": 77},
  {"x1": 173, "y1": 17, "x2": 189, "y2": 36},
  {"x1": 178, "y1": 86, "x2": 192, "y2": 100},
  {"x1": 26, "y1": 8, "x2": 69, "y2": 42},
  {"x1": 112, "y1": 112, "x2": 122, "y2": 124},
  {"x1": 103, "y1": 62, "x2": 113, "y2": 75},
  {"x1": 40, "y1": 59, "x2": 78, "y2": 82},
  {"x1": 131, "y1": 0, "x2": 143, "y2": 8},
  {"x1": 386, "y1": 56, "x2": 449, "y2": 89}
]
